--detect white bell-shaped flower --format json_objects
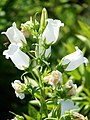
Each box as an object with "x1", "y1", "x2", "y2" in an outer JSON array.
[
  {"x1": 1, "y1": 22, "x2": 26, "y2": 47},
  {"x1": 3, "y1": 43, "x2": 30, "y2": 70},
  {"x1": 58, "y1": 99, "x2": 79, "y2": 115},
  {"x1": 11, "y1": 80, "x2": 25, "y2": 99},
  {"x1": 62, "y1": 47, "x2": 89, "y2": 71},
  {"x1": 42, "y1": 19, "x2": 64, "y2": 44}
]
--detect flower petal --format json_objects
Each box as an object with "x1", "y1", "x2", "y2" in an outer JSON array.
[
  {"x1": 58, "y1": 99, "x2": 79, "y2": 115},
  {"x1": 15, "y1": 91, "x2": 25, "y2": 99},
  {"x1": 65, "y1": 58, "x2": 84, "y2": 71},
  {"x1": 2, "y1": 22, "x2": 26, "y2": 47},
  {"x1": 42, "y1": 19, "x2": 64, "y2": 44},
  {"x1": 3, "y1": 43, "x2": 30, "y2": 70},
  {"x1": 45, "y1": 46, "x2": 51, "y2": 58},
  {"x1": 62, "y1": 47, "x2": 89, "y2": 71}
]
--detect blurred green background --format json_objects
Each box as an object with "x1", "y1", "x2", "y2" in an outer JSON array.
[{"x1": 0, "y1": 0, "x2": 90, "y2": 119}]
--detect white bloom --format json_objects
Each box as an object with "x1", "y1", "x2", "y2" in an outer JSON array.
[
  {"x1": 58, "y1": 99, "x2": 79, "y2": 115},
  {"x1": 42, "y1": 19, "x2": 64, "y2": 44},
  {"x1": 1, "y1": 22, "x2": 26, "y2": 47},
  {"x1": 62, "y1": 47, "x2": 89, "y2": 71},
  {"x1": 44, "y1": 70, "x2": 62, "y2": 86},
  {"x1": 3, "y1": 43, "x2": 30, "y2": 70},
  {"x1": 11, "y1": 80, "x2": 25, "y2": 99}
]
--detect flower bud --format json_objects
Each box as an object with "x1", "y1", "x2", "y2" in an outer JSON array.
[
  {"x1": 66, "y1": 80, "x2": 77, "y2": 96},
  {"x1": 44, "y1": 70, "x2": 62, "y2": 86},
  {"x1": 11, "y1": 80, "x2": 26, "y2": 99},
  {"x1": 73, "y1": 112, "x2": 87, "y2": 120},
  {"x1": 39, "y1": 8, "x2": 48, "y2": 33},
  {"x1": 21, "y1": 21, "x2": 31, "y2": 38}
]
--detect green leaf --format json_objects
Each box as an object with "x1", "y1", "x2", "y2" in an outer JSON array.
[
  {"x1": 67, "y1": 70, "x2": 81, "y2": 80},
  {"x1": 76, "y1": 34, "x2": 90, "y2": 48},
  {"x1": 40, "y1": 99, "x2": 48, "y2": 118},
  {"x1": 29, "y1": 99, "x2": 40, "y2": 107},
  {"x1": 28, "y1": 104, "x2": 41, "y2": 120},
  {"x1": 24, "y1": 76, "x2": 38, "y2": 87},
  {"x1": 83, "y1": 88, "x2": 90, "y2": 97},
  {"x1": 23, "y1": 113, "x2": 35, "y2": 120},
  {"x1": 78, "y1": 20, "x2": 90, "y2": 39}
]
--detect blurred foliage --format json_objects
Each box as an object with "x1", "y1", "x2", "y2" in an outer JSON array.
[{"x1": 0, "y1": 0, "x2": 90, "y2": 119}]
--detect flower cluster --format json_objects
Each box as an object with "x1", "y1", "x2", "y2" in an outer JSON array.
[
  {"x1": 2, "y1": 8, "x2": 89, "y2": 120},
  {"x1": 2, "y1": 22, "x2": 30, "y2": 70}
]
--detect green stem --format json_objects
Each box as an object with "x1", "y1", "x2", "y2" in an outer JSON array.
[
  {"x1": 37, "y1": 68, "x2": 48, "y2": 118},
  {"x1": 28, "y1": 51, "x2": 36, "y2": 59},
  {"x1": 30, "y1": 71, "x2": 38, "y2": 83}
]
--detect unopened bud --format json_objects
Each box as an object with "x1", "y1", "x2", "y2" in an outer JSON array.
[
  {"x1": 44, "y1": 70, "x2": 62, "y2": 86},
  {"x1": 66, "y1": 80, "x2": 77, "y2": 96},
  {"x1": 73, "y1": 112, "x2": 87, "y2": 120},
  {"x1": 39, "y1": 8, "x2": 48, "y2": 33},
  {"x1": 11, "y1": 80, "x2": 26, "y2": 99}
]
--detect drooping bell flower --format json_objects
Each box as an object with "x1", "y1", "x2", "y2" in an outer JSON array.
[
  {"x1": 42, "y1": 19, "x2": 64, "y2": 44},
  {"x1": 62, "y1": 47, "x2": 89, "y2": 71},
  {"x1": 1, "y1": 22, "x2": 27, "y2": 47},
  {"x1": 3, "y1": 43, "x2": 30, "y2": 70},
  {"x1": 58, "y1": 99, "x2": 79, "y2": 115}
]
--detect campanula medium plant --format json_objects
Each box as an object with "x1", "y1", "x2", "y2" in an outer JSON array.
[{"x1": 2, "y1": 8, "x2": 89, "y2": 120}]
